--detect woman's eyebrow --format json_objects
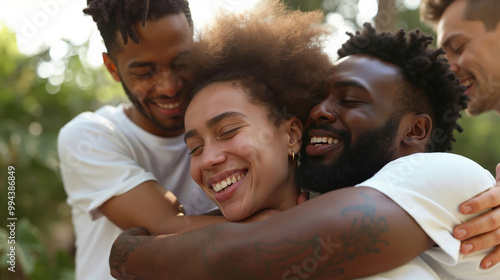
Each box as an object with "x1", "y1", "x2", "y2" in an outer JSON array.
[
  {"x1": 184, "y1": 129, "x2": 198, "y2": 144},
  {"x1": 184, "y1": 111, "x2": 247, "y2": 143},
  {"x1": 206, "y1": 111, "x2": 247, "y2": 128}
]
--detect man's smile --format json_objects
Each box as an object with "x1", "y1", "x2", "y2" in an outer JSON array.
[{"x1": 305, "y1": 129, "x2": 344, "y2": 158}]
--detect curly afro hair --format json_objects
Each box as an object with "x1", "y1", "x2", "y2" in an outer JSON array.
[
  {"x1": 337, "y1": 23, "x2": 468, "y2": 152},
  {"x1": 183, "y1": 0, "x2": 333, "y2": 125},
  {"x1": 84, "y1": 0, "x2": 192, "y2": 55}
]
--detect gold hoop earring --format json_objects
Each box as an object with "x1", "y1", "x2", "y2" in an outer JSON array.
[{"x1": 292, "y1": 151, "x2": 295, "y2": 162}]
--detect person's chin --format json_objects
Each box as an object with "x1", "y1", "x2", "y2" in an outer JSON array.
[{"x1": 221, "y1": 208, "x2": 250, "y2": 222}]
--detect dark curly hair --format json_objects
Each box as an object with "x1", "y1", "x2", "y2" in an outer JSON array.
[
  {"x1": 337, "y1": 23, "x2": 468, "y2": 152},
  {"x1": 182, "y1": 0, "x2": 332, "y2": 125},
  {"x1": 420, "y1": 0, "x2": 500, "y2": 31},
  {"x1": 83, "y1": 0, "x2": 192, "y2": 55}
]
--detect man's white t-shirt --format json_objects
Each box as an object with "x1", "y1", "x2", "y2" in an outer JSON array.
[
  {"x1": 355, "y1": 153, "x2": 499, "y2": 279},
  {"x1": 58, "y1": 104, "x2": 216, "y2": 280}
]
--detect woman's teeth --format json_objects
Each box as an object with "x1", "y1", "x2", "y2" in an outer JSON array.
[{"x1": 212, "y1": 173, "x2": 246, "y2": 192}]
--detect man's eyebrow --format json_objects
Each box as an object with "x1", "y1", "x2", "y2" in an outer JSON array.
[
  {"x1": 439, "y1": 34, "x2": 460, "y2": 49},
  {"x1": 128, "y1": 61, "x2": 156, "y2": 69},
  {"x1": 128, "y1": 50, "x2": 190, "y2": 69},
  {"x1": 184, "y1": 112, "x2": 247, "y2": 143},
  {"x1": 331, "y1": 80, "x2": 368, "y2": 91}
]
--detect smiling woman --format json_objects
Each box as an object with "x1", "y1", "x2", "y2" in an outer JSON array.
[
  {"x1": 185, "y1": 81, "x2": 303, "y2": 221},
  {"x1": 182, "y1": 0, "x2": 332, "y2": 221}
]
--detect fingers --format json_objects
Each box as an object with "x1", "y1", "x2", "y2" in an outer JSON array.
[
  {"x1": 459, "y1": 187, "x2": 500, "y2": 215},
  {"x1": 480, "y1": 243, "x2": 500, "y2": 269},
  {"x1": 454, "y1": 207, "x2": 500, "y2": 240},
  {"x1": 459, "y1": 228, "x2": 500, "y2": 269},
  {"x1": 459, "y1": 228, "x2": 500, "y2": 253}
]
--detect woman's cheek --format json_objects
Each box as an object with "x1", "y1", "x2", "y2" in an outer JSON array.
[{"x1": 190, "y1": 158, "x2": 203, "y2": 186}]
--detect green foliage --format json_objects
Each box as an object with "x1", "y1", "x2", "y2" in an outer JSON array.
[
  {"x1": 453, "y1": 112, "x2": 500, "y2": 174},
  {"x1": 0, "y1": 219, "x2": 75, "y2": 280},
  {"x1": 0, "y1": 23, "x2": 122, "y2": 279}
]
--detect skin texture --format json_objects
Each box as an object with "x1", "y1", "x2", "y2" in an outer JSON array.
[
  {"x1": 437, "y1": 0, "x2": 500, "y2": 115},
  {"x1": 184, "y1": 81, "x2": 302, "y2": 221}
]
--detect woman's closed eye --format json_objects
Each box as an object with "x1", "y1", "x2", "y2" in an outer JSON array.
[
  {"x1": 218, "y1": 126, "x2": 244, "y2": 140},
  {"x1": 189, "y1": 144, "x2": 204, "y2": 157}
]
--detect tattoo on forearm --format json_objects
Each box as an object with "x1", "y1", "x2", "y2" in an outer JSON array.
[
  {"x1": 204, "y1": 192, "x2": 389, "y2": 279},
  {"x1": 109, "y1": 233, "x2": 140, "y2": 270},
  {"x1": 340, "y1": 192, "x2": 389, "y2": 259}
]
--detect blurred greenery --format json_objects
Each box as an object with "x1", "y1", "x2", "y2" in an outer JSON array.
[
  {"x1": 0, "y1": 22, "x2": 122, "y2": 279},
  {"x1": 0, "y1": 0, "x2": 498, "y2": 279}
]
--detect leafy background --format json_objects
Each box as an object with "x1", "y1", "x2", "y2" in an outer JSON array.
[{"x1": 1, "y1": 0, "x2": 499, "y2": 279}]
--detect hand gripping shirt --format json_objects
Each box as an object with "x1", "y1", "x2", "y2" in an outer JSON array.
[{"x1": 355, "y1": 153, "x2": 498, "y2": 280}]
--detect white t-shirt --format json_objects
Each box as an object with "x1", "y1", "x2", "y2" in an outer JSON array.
[
  {"x1": 58, "y1": 104, "x2": 216, "y2": 280},
  {"x1": 355, "y1": 153, "x2": 498, "y2": 279}
]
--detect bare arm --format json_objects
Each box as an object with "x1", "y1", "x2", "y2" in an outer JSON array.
[
  {"x1": 99, "y1": 180, "x2": 227, "y2": 235},
  {"x1": 454, "y1": 163, "x2": 500, "y2": 268},
  {"x1": 110, "y1": 187, "x2": 433, "y2": 280}
]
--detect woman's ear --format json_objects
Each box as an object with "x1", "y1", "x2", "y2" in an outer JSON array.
[
  {"x1": 402, "y1": 114, "x2": 432, "y2": 148},
  {"x1": 102, "y1": 52, "x2": 121, "y2": 82},
  {"x1": 285, "y1": 117, "x2": 303, "y2": 154}
]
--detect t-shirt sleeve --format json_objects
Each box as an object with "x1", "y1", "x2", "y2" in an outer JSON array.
[
  {"x1": 355, "y1": 153, "x2": 495, "y2": 265},
  {"x1": 58, "y1": 112, "x2": 156, "y2": 220}
]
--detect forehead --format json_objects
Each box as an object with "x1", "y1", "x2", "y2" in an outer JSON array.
[
  {"x1": 186, "y1": 82, "x2": 256, "y2": 123},
  {"x1": 437, "y1": 0, "x2": 479, "y2": 47},
  {"x1": 115, "y1": 13, "x2": 192, "y2": 58},
  {"x1": 330, "y1": 55, "x2": 400, "y2": 88}
]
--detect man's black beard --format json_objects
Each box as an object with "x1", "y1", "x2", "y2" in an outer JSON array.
[
  {"x1": 295, "y1": 117, "x2": 400, "y2": 194},
  {"x1": 121, "y1": 79, "x2": 185, "y2": 132}
]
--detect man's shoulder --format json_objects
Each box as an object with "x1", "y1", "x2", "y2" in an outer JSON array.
[
  {"x1": 57, "y1": 105, "x2": 125, "y2": 144},
  {"x1": 380, "y1": 152, "x2": 494, "y2": 186},
  {"x1": 390, "y1": 152, "x2": 482, "y2": 169}
]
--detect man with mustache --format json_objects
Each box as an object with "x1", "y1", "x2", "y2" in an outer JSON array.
[{"x1": 108, "y1": 23, "x2": 500, "y2": 279}]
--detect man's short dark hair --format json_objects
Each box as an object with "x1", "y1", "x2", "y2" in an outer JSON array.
[
  {"x1": 337, "y1": 23, "x2": 468, "y2": 152},
  {"x1": 420, "y1": 0, "x2": 500, "y2": 31},
  {"x1": 84, "y1": 0, "x2": 192, "y2": 55}
]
